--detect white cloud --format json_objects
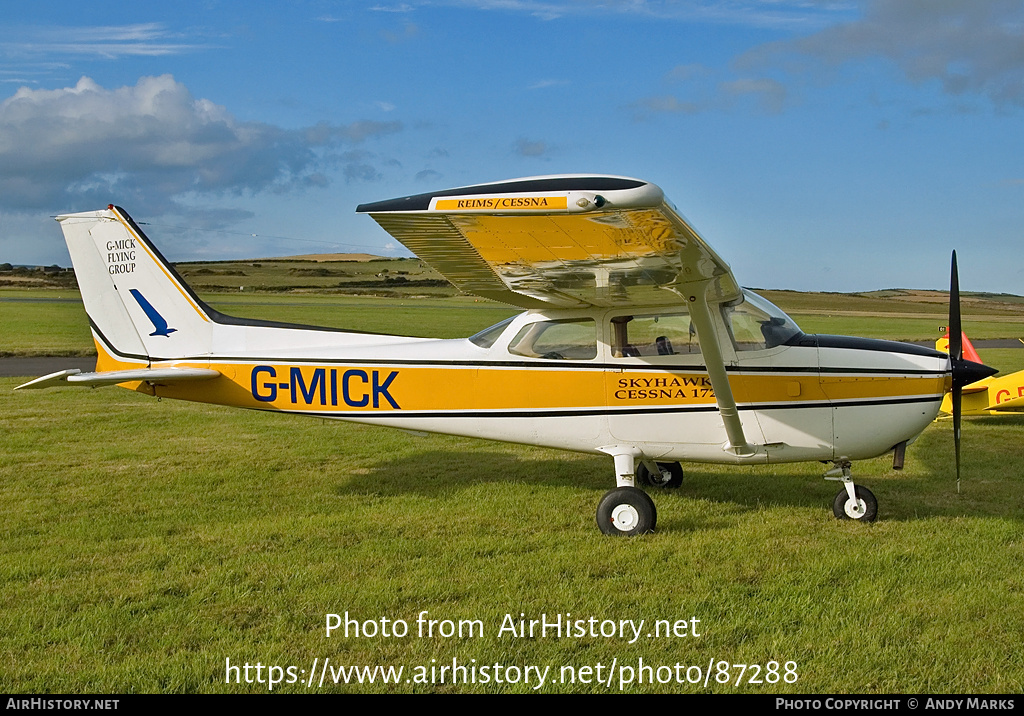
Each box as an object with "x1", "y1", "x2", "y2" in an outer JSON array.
[
  {"x1": 380, "y1": 22, "x2": 420, "y2": 43},
  {"x1": 527, "y1": 79, "x2": 568, "y2": 90},
  {"x1": 369, "y1": 4, "x2": 416, "y2": 12},
  {"x1": 721, "y1": 77, "x2": 787, "y2": 112},
  {"x1": 631, "y1": 75, "x2": 787, "y2": 117},
  {"x1": 665, "y1": 63, "x2": 713, "y2": 83},
  {"x1": 0, "y1": 75, "x2": 403, "y2": 215},
  {"x1": 514, "y1": 137, "x2": 549, "y2": 156},
  {"x1": 739, "y1": 0, "x2": 1024, "y2": 108},
  {"x1": 0, "y1": 23, "x2": 213, "y2": 59},
  {"x1": 632, "y1": 94, "x2": 703, "y2": 115},
  {"x1": 414, "y1": 0, "x2": 854, "y2": 27}
]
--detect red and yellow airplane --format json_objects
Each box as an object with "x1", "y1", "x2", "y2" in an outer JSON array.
[
  {"x1": 17, "y1": 175, "x2": 995, "y2": 534},
  {"x1": 936, "y1": 332, "x2": 1024, "y2": 415}
]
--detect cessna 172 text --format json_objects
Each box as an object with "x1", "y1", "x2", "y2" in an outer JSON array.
[{"x1": 18, "y1": 175, "x2": 994, "y2": 535}]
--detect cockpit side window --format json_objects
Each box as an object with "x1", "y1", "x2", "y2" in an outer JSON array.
[
  {"x1": 609, "y1": 312, "x2": 699, "y2": 358},
  {"x1": 507, "y1": 318, "x2": 597, "y2": 360}
]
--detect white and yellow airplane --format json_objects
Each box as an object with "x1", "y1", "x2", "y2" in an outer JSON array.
[{"x1": 17, "y1": 175, "x2": 995, "y2": 535}]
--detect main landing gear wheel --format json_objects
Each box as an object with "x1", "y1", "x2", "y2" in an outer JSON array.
[
  {"x1": 832, "y1": 485, "x2": 878, "y2": 522},
  {"x1": 596, "y1": 487, "x2": 657, "y2": 536},
  {"x1": 636, "y1": 461, "x2": 684, "y2": 489}
]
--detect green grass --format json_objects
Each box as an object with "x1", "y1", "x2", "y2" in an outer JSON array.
[
  {"x1": 175, "y1": 257, "x2": 453, "y2": 294},
  {"x1": 761, "y1": 288, "x2": 1024, "y2": 317},
  {"x1": 2, "y1": 381, "x2": 1023, "y2": 693},
  {"x1": 205, "y1": 294, "x2": 516, "y2": 338},
  {"x1": 0, "y1": 291, "x2": 93, "y2": 356},
  {"x1": 4, "y1": 279, "x2": 1024, "y2": 693},
  {"x1": 3, "y1": 286, "x2": 1024, "y2": 357},
  {"x1": 977, "y1": 349, "x2": 1024, "y2": 374},
  {"x1": 0, "y1": 290, "x2": 517, "y2": 355},
  {"x1": 790, "y1": 314, "x2": 1024, "y2": 342}
]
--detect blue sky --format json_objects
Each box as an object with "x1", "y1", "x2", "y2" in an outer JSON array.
[{"x1": 1, "y1": 0, "x2": 1022, "y2": 293}]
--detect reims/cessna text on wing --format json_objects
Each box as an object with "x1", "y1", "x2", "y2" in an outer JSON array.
[{"x1": 18, "y1": 175, "x2": 995, "y2": 535}]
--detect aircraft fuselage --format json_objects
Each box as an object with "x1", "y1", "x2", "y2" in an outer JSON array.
[{"x1": 111, "y1": 297, "x2": 949, "y2": 466}]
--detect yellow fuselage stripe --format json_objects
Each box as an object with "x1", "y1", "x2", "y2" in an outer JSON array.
[{"x1": 137, "y1": 358, "x2": 947, "y2": 414}]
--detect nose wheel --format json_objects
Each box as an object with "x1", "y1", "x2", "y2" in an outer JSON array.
[
  {"x1": 825, "y1": 461, "x2": 878, "y2": 522},
  {"x1": 597, "y1": 487, "x2": 657, "y2": 536},
  {"x1": 832, "y1": 485, "x2": 877, "y2": 521}
]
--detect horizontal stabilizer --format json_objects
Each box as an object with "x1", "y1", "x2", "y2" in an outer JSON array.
[{"x1": 16, "y1": 367, "x2": 220, "y2": 390}]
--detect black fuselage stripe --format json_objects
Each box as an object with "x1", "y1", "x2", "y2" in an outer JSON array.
[
  {"x1": 89, "y1": 318, "x2": 149, "y2": 362},
  {"x1": 285, "y1": 395, "x2": 942, "y2": 420}
]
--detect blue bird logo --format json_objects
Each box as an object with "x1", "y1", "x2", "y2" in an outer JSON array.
[{"x1": 129, "y1": 289, "x2": 177, "y2": 337}]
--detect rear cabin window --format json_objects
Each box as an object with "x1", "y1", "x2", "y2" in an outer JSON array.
[
  {"x1": 468, "y1": 316, "x2": 515, "y2": 349},
  {"x1": 507, "y1": 318, "x2": 597, "y2": 360}
]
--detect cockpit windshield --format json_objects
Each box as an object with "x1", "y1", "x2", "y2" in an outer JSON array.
[{"x1": 722, "y1": 290, "x2": 803, "y2": 351}]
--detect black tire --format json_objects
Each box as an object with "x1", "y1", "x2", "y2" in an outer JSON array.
[
  {"x1": 832, "y1": 485, "x2": 878, "y2": 522},
  {"x1": 636, "y1": 461, "x2": 684, "y2": 489},
  {"x1": 596, "y1": 487, "x2": 657, "y2": 536}
]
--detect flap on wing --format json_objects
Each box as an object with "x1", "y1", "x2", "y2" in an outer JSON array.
[
  {"x1": 358, "y1": 175, "x2": 740, "y2": 309},
  {"x1": 16, "y1": 367, "x2": 220, "y2": 390}
]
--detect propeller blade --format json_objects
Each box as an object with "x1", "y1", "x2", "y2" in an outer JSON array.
[
  {"x1": 946, "y1": 251, "x2": 997, "y2": 492},
  {"x1": 950, "y1": 250, "x2": 962, "y2": 492},
  {"x1": 949, "y1": 250, "x2": 962, "y2": 362}
]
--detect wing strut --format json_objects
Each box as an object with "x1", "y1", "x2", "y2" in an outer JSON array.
[{"x1": 674, "y1": 282, "x2": 755, "y2": 457}]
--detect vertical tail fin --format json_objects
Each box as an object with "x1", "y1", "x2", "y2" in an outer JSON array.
[{"x1": 57, "y1": 206, "x2": 213, "y2": 366}]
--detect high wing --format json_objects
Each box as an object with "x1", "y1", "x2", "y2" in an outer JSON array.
[
  {"x1": 357, "y1": 175, "x2": 740, "y2": 310},
  {"x1": 360, "y1": 174, "x2": 754, "y2": 456}
]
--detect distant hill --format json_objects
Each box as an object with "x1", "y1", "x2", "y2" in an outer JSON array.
[{"x1": 254, "y1": 253, "x2": 386, "y2": 262}]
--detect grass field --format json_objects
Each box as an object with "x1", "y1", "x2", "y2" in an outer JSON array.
[
  {"x1": 3, "y1": 379, "x2": 1023, "y2": 693},
  {"x1": 4, "y1": 283, "x2": 1024, "y2": 357},
  {"x1": 3, "y1": 276, "x2": 1024, "y2": 693}
]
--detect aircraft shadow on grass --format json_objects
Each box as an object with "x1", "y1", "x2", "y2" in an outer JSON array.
[{"x1": 333, "y1": 437, "x2": 1024, "y2": 528}]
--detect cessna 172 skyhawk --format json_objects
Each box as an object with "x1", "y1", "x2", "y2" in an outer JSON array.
[{"x1": 18, "y1": 175, "x2": 995, "y2": 535}]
